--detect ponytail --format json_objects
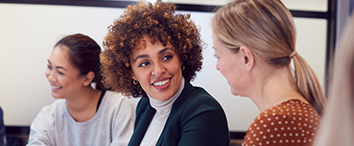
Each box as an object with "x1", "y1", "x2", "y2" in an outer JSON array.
[
  {"x1": 211, "y1": 0, "x2": 326, "y2": 115},
  {"x1": 293, "y1": 54, "x2": 326, "y2": 115},
  {"x1": 94, "y1": 69, "x2": 105, "y2": 90}
]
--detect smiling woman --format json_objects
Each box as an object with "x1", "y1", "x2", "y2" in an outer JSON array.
[
  {"x1": 130, "y1": 36, "x2": 183, "y2": 101},
  {"x1": 100, "y1": 2, "x2": 230, "y2": 146},
  {"x1": 26, "y1": 34, "x2": 135, "y2": 146},
  {"x1": 45, "y1": 46, "x2": 86, "y2": 100}
]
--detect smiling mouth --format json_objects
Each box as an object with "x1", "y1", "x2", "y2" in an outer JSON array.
[
  {"x1": 152, "y1": 78, "x2": 171, "y2": 86},
  {"x1": 52, "y1": 86, "x2": 62, "y2": 90}
]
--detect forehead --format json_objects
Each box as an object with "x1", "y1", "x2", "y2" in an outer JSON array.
[
  {"x1": 132, "y1": 37, "x2": 175, "y2": 55},
  {"x1": 51, "y1": 46, "x2": 69, "y2": 60},
  {"x1": 212, "y1": 33, "x2": 222, "y2": 47},
  {"x1": 49, "y1": 46, "x2": 74, "y2": 67},
  {"x1": 212, "y1": 38, "x2": 224, "y2": 51}
]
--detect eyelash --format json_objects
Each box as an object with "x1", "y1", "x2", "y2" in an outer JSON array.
[
  {"x1": 47, "y1": 65, "x2": 64, "y2": 75},
  {"x1": 138, "y1": 54, "x2": 174, "y2": 67},
  {"x1": 163, "y1": 55, "x2": 173, "y2": 60},
  {"x1": 139, "y1": 62, "x2": 149, "y2": 67},
  {"x1": 213, "y1": 54, "x2": 219, "y2": 59}
]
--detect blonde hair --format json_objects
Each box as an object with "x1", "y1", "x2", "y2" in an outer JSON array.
[
  {"x1": 211, "y1": 0, "x2": 326, "y2": 115},
  {"x1": 315, "y1": 15, "x2": 354, "y2": 146}
]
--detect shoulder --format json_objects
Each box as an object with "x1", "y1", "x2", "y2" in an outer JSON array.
[
  {"x1": 135, "y1": 97, "x2": 149, "y2": 114},
  {"x1": 39, "y1": 99, "x2": 65, "y2": 116},
  {"x1": 243, "y1": 99, "x2": 321, "y2": 145},
  {"x1": 103, "y1": 91, "x2": 128, "y2": 102},
  {"x1": 103, "y1": 91, "x2": 134, "y2": 106},
  {"x1": 183, "y1": 86, "x2": 222, "y2": 110},
  {"x1": 251, "y1": 99, "x2": 320, "y2": 130},
  {"x1": 269, "y1": 100, "x2": 321, "y2": 126},
  {"x1": 31, "y1": 99, "x2": 65, "y2": 129},
  {"x1": 174, "y1": 85, "x2": 226, "y2": 121},
  {"x1": 98, "y1": 91, "x2": 135, "y2": 118}
]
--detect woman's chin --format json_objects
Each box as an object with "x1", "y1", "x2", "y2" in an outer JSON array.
[
  {"x1": 231, "y1": 89, "x2": 240, "y2": 96},
  {"x1": 51, "y1": 93, "x2": 64, "y2": 99}
]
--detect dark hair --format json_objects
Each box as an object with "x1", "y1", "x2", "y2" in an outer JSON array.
[
  {"x1": 55, "y1": 33, "x2": 105, "y2": 90},
  {"x1": 100, "y1": 2, "x2": 203, "y2": 97}
]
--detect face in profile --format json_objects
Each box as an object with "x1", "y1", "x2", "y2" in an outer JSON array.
[
  {"x1": 131, "y1": 37, "x2": 183, "y2": 101},
  {"x1": 45, "y1": 46, "x2": 86, "y2": 99},
  {"x1": 212, "y1": 33, "x2": 247, "y2": 96}
]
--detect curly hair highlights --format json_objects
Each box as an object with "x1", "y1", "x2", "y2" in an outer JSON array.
[{"x1": 100, "y1": 2, "x2": 203, "y2": 98}]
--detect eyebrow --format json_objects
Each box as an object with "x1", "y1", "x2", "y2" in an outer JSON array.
[
  {"x1": 133, "y1": 47, "x2": 172, "y2": 61},
  {"x1": 158, "y1": 47, "x2": 171, "y2": 54},
  {"x1": 47, "y1": 60, "x2": 67, "y2": 71}
]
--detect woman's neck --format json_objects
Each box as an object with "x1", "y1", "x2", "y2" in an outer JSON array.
[
  {"x1": 66, "y1": 86, "x2": 102, "y2": 122},
  {"x1": 250, "y1": 66, "x2": 307, "y2": 112}
]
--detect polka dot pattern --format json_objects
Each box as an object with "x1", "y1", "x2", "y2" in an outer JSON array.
[{"x1": 242, "y1": 99, "x2": 321, "y2": 146}]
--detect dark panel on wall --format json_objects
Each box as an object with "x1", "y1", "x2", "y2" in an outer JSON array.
[
  {"x1": 0, "y1": 0, "x2": 327, "y2": 18},
  {"x1": 5, "y1": 126, "x2": 30, "y2": 146},
  {"x1": 325, "y1": 0, "x2": 337, "y2": 94},
  {"x1": 0, "y1": 0, "x2": 136, "y2": 8}
]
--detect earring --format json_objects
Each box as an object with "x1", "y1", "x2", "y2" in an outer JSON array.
[
  {"x1": 84, "y1": 82, "x2": 87, "y2": 85},
  {"x1": 181, "y1": 65, "x2": 185, "y2": 71},
  {"x1": 133, "y1": 80, "x2": 138, "y2": 85}
]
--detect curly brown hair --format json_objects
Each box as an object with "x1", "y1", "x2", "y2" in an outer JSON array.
[{"x1": 100, "y1": 2, "x2": 204, "y2": 98}]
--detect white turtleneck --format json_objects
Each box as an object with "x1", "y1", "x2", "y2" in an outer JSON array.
[{"x1": 139, "y1": 77, "x2": 185, "y2": 146}]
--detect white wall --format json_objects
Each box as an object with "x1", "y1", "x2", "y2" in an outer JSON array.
[
  {"x1": 0, "y1": 3, "x2": 125, "y2": 126},
  {"x1": 0, "y1": 3, "x2": 327, "y2": 131}
]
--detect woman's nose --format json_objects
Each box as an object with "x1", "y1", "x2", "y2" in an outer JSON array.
[
  {"x1": 152, "y1": 62, "x2": 166, "y2": 77},
  {"x1": 46, "y1": 69, "x2": 57, "y2": 83},
  {"x1": 216, "y1": 60, "x2": 220, "y2": 71}
]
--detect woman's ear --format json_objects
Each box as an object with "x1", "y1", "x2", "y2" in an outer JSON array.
[
  {"x1": 239, "y1": 46, "x2": 255, "y2": 71},
  {"x1": 131, "y1": 73, "x2": 137, "y2": 80},
  {"x1": 83, "y1": 71, "x2": 95, "y2": 86}
]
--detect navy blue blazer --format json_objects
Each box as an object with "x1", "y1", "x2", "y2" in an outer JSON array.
[{"x1": 128, "y1": 82, "x2": 230, "y2": 146}]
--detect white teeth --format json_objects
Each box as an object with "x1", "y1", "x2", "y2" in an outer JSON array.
[
  {"x1": 153, "y1": 79, "x2": 170, "y2": 86},
  {"x1": 52, "y1": 86, "x2": 61, "y2": 89}
]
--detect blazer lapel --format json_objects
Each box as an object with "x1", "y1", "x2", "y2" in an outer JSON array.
[
  {"x1": 168, "y1": 82, "x2": 194, "y2": 118},
  {"x1": 155, "y1": 82, "x2": 195, "y2": 145},
  {"x1": 128, "y1": 104, "x2": 156, "y2": 146}
]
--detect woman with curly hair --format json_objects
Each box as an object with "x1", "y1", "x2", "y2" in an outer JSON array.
[
  {"x1": 211, "y1": 0, "x2": 326, "y2": 145},
  {"x1": 100, "y1": 2, "x2": 230, "y2": 146}
]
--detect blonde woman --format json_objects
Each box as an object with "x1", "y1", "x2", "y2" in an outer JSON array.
[
  {"x1": 211, "y1": 0, "x2": 326, "y2": 145},
  {"x1": 315, "y1": 14, "x2": 354, "y2": 146}
]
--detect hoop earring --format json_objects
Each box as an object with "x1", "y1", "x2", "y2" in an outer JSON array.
[
  {"x1": 181, "y1": 65, "x2": 185, "y2": 71},
  {"x1": 133, "y1": 80, "x2": 138, "y2": 85}
]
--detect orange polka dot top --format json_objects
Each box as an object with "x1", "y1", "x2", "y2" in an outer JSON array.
[{"x1": 242, "y1": 99, "x2": 321, "y2": 146}]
